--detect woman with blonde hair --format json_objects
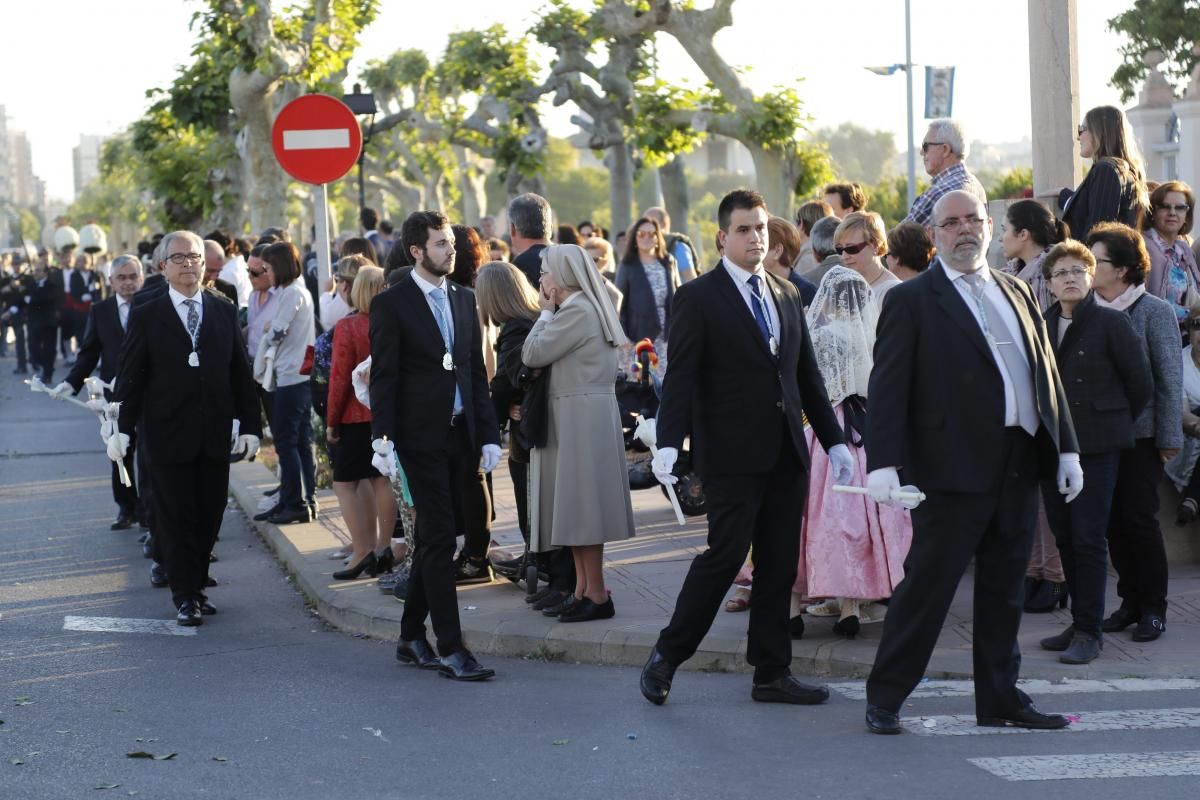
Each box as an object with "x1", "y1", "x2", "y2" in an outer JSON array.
[
  {"x1": 326, "y1": 265, "x2": 400, "y2": 579},
  {"x1": 833, "y1": 211, "x2": 900, "y2": 307},
  {"x1": 523, "y1": 244, "x2": 635, "y2": 622},
  {"x1": 1060, "y1": 105, "x2": 1150, "y2": 239}
]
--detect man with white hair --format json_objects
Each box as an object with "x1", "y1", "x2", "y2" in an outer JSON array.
[{"x1": 903, "y1": 118, "x2": 988, "y2": 228}]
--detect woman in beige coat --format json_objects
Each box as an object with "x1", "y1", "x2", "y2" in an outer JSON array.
[{"x1": 523, "y1": 244, "x2": 635, "y2": 623}]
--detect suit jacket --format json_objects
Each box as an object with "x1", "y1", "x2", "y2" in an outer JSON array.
[
  {"x1": 615, "y1": 257, "x2": 679, "y2": 344},
  {"x1": 369, "y1": 272, "x2": 499, "y2": 452},
  {"x1": 1044, "y1": 292, "x2": 1152, "y2": 454},
  {"x1": 115, "y1": 290, "x2": 260, "y2": 465},
  {"x1": 866, "y1": 259, "x2": 1079, "y2": 491},
  {"x1": 1059, "y1": 159, "x2": 1141, "y2": 240},
  {"x1": 512, "y1": 243, "x2": 548, "y2": 291},
  {"x1": 65, "y1": 296, "x2": 125, "y2": 394},
  {"x1": 132, "y1": 274, "x2": 168, "y2": 309},
  {"x1": 656, "y1": 262, "x2": 843, "y2": 477}
]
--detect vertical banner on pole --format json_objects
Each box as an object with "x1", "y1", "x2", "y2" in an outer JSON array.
[{"x1": 924, "y1": 66, "x2": 955, "y2": 118}]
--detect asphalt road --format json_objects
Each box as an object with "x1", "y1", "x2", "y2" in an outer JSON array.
[{"x1": 2, "y1": 362, "x2": 1200, "y2": 799}]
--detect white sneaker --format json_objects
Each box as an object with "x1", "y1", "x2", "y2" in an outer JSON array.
[
  {"x1": 805, "y1": 598, "x2": 841, "y2": 617},
  {"x1": 859, "y1": 602, "x2": 887, "y2": 625}
]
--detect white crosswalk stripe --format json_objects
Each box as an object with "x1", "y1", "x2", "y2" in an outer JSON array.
[
  {"x1": 63, "y1": 615, "x2": 197, "y2": 636},
  {"x1": 829, "y1": 677, "x2": 1200, "y2": 700},
  {"x1": 902, "y1": 707, "x2": 1200, "y2": 736},
  {"x1": 969, "y1": 751, "x2": 1200, "y2": 781}
]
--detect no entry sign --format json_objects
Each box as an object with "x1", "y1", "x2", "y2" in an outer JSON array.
[{"x1": 271, "y1": 94, "x2": 363, "y2": 185}]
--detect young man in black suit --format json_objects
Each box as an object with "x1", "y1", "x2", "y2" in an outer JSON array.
[
  {"x1": 110, "y1": 231, "x2": 261, "y2": 626},
  {"x1": 53, "y1": 255, "x2": 145, "y2": 529},
  {"x1": 641, "y1": 189, "x2": 854, "y2": 706},
  {"x1": 863, "y1": 190, "x2": 1083, "y2": 734},
  {"x1": 369, "y1": 210, "x2": 502, "y2": 681}
]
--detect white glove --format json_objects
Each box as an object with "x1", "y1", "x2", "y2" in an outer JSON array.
[
  {"x1": 106, "y1": 432, "x2": 130, "y2": 463},
  {"x1": 651, "y1": 446, "x2": 679, "y2": 486},
  {"x1": 82, "y1": 293, "x2": 92, "y2": 302},
  {"x1": 50, "y1": 381, "x2": 74, "y2": 398},
  {"x1": 866, "y1": 467, "x2": 901, "y2": 506},
  {"x1": 1057, "y1": 453, "x2": 1084, "y2": 503},
  {"x1": 371, "y1": 437, "x2": 398, "y2": 478},
  {"x1": 828, "y1": 444, "x2": 855, "y2": 486},
  {"x1": 481, "y1": 443, "x2": 502, "y2": 473},
  {"x1": 235, "y1": 434, "x2": 260, "y2": 461},
  {"x1": 85, "y1": 398, "x2": 110, "y2": 414}
]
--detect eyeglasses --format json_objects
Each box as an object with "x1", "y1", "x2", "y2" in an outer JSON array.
[
  {"x1": 1077, "y1": 124, "x2": 1088, "y2": 137},
  {"x1": 166, "y1": 253, "x2": 203, "y2": 265},
  {"x1": 920, "y1": 141, "x2": 944, "y2": 154},
  {"x1": 1157, "y1": 204, "x2": 1191, "y2": 214},
  {"x1": 248, "y1": 268, "x2": 267, "y2": 277},
  {"x1": 834, "y1": 241, "x2": 871, "y2": 256},
  {"x1": 636, "y1": 230, "x2": 657, "y2": 239},
  {"x1": 1049, "y1": 266, "x2": 1090, "y2": 280},
  {"x1": 934, "y1": 216, "x2": 986, "y2": 232}
]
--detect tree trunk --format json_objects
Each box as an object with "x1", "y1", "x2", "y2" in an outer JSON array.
[
  {"x1": 747, "y1": 146, "x2": 791, "y2": 221},
  {"x1": 659, "y1": 156, "x2": 698, "y2": 261},
  {"x1": 229, "y1": 68, "x2": 289, "y2": 233},
  {"x1": 455, "y1": 146, "x2": 489, "y2": 225},
  {"x1": 605, "y1": 142, "x2": 635, "y2": 240}
]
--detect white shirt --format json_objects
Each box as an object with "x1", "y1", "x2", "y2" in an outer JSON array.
[
  {"x1": 319, "y1": 290, "x2": 352, "y2": 330},
  {"x1": 116, "y1": 297, "x2": 131, "y2": 331},
  {"x1": 168, "y1": 286, "x2": 204, "y2": 347},
  {"x1": 941, "y1": 259, "x2": 1029, "y2": 428},
  {"x1": 722, "y1": 256, "x2": 780, "y2": 342},
  {"x1": 219, "y1": 256, "x2": 252, "y2": 308}
]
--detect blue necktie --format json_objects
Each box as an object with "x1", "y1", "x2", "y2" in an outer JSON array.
[
  {"x1": 429, "y1": 287, "x2": 463, "y2": 412},
  {"x1": 747, "y1": 274, "x2": 772, "y2": 348}
]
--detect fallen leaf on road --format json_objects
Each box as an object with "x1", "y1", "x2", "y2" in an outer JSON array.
[
  {"x1": 125, "y1": 752, "x2": 176, "y2": 761},
  {"x1": 211, "y1": 757, "x2": 227, "y2": 762},
  {"x1": 13, "y1": 697, "x2": 33, "y2": 706},
  {"x1": 93, "y1": 783, "x2": 120, "y2": 790},
  {"x1": 11, "y1": 758, "x2": 25, "y2": 766},
  {"x1": 552, "y1": 739, "x2": 569, "y2": 746}
]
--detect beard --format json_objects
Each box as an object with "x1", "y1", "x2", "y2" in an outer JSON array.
[{"x1": 422, "y1": 250, "x2": 454, "y2": 276}]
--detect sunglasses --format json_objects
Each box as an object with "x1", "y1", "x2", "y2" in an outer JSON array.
[
  {"x1": 1077, "y1": 124, "x2": 1088, "y2": 137},
  {"x1": 920, "y1": 141, "x2": 944, "y2": 154},
  {"x1": 1157, "y1": 204, "x2": 1191, "y2": 214},
  {"x1": 248, "y1": 268, "x2": 268, "y2": 277},
  {"x1": 834, "y1": 241, "x2": 871, "y2": 256}
]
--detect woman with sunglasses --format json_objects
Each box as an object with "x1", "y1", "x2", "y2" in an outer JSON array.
[
  {"x1": 1166, "y1": 307, "x2": 1200, "y2": 524},
  {"x1": 1141, "y1": 181, "x2": 1199, "y2": 325},
  {"x1": 830, "y1": 212, "x2": 899, "y2": 310},
  {"x1": 1060, "y1": 106, "x2": 1150, "y2": 240}
]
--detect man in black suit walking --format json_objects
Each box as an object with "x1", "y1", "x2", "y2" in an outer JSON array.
[
  {"x1": 370, "y1": 210, "x2": 502, "y2": 681},
  {"x1": 641, "y1": 189, "x2": 854, "y2": 706},
  {"x1": 862, "y1": 190, "x2": 1083, "y2": 734},
  {"x1": 52, "y1": 255, "x2": 145, "y2": 530},
  {"x1": 25, "y1": 254, "x2": 62, "y2": 383},
  {"x1": 109, "y1": 231, "x2": 261, "y2": 626}
]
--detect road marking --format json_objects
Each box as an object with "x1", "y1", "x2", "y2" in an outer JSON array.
[
  {"x1": 969, "y1": 751, "x2": 1200, "y2": 781},
  {"x1": 903, "y1": 707, "x2": 1200, "y2": 736},
  {"x1": 829, "y1": 677, "x2": 1200, "y2": 700},
  {"x1": 63, "y1": 616, "x2": 196, "y2": 637},
  {"x1": 282, "y1": 129, "x2": 351, "y2": 150}
]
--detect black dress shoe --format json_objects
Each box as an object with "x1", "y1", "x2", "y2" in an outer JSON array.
[
  {"x1": 832, "y1": 615, "x2": 860, "y2": 639},
  {"x1": 375, "y1": 547, "x2": 395, "y2": 574},
  {"x1": 268, "y1": 506, "x2": 310, "y2": 525},
  {"x1": 264, "y1": 485, "x2": 280, "y2": 497},
  {"x1": 639, "y1": 646, "x2": 678, "y2": 705},
  {"x1": 541, "y1": 595, "x2": 577, "y2": 617},
  {"x1": 1132, "y1": 613, "x2": 1165, "y2": 642},
  {"x1": 111, "y1": 513, "x2": 134, "y2": 531},
  {"x1": 525, "y1": 587, "x2": 553, "y2": 605},
  {"x1": 788, "y1": 614, "x2": 805, "y2": 639},
  {"x1": 437, "y1": 650, "x2": 495, "y2": 681},
  {"x1": 395, "y1": 638, "x2": 440, "y2": 669},
  {"x1": 532, "y1": 589, "x2": 569, "y2": 611},
  {"x1": 176, "y1": 600, "x2": 203, "y2": 627},
  {"x1": 150, "y1": 563, "x2": 168, "y2": 588},
  {"x1": 559, "y1": 597, "x2": 615, "y2": 623},
  {"x1": 205, "y1": 576, "x2": 218, "y2": 587},
  {"x1": 978, "y1": 704, "x2": 1070, "y2": 729},
  {"x1": 333, "y1": 552, "x2": 378, "y2": 581},
  {"x1": 199, "y1": 601, "x2": 217, "y2": 616},
  {"x1": 1040, "y1": 624, "x2": 1076, "y2": 652},
  {"x1": 866, "y1": 704, "x2": 902, "y2": 734},
  {"x1": 1101, "y1": 605, "x2": 1140, "y2": 632},
  {"x1": 751, "y1": 674, "x2": 830, "y2": 705},
  {"x1": 1060, "y1": 632, "x2": 1101, "y2": 664},
  {"x1": 253, "y1": 505, "x2": 280, "y2": 522}
]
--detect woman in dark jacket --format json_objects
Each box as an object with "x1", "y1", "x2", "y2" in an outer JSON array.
[
  {"x1": 1038, "y1": 240, "x2": 1153, "y2": 665},
  {"x1": 1059, "y1": 105, "x2": 1150, "y2": 240},
  {"x1": 615, "y1": 216, "x2": 679, "y2": 379}
]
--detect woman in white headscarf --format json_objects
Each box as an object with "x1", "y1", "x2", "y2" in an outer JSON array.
[
  {"x1": 522, "y1": 244, "x2": 636, "y2": 623},
  {"x1": 794, "y1": 266, "x2": 913, "y2": 638}
]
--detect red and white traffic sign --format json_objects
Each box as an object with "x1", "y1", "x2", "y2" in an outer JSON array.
[{"x1": 271, "y1": 94, "x2": 363, "y2": 185}]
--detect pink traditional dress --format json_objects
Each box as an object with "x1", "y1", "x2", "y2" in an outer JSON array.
[{"x1": 794, "y1": 267, "x2": 912, "y2": 601}]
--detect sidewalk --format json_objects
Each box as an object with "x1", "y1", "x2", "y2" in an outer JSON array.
[{"x1": 230, "y1": 457, "x2": 1200, "y2": 681}]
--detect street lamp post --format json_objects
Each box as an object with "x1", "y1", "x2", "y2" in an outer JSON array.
[
  {"x1": 866, "y1": 0, "x2": 917, "y2": 209},
  {"x1": 341, "y1": 83, "x2": 377, "y2": 231}
]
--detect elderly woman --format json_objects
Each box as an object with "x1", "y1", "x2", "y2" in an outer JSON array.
[
  {"x1": 616, "y1": 216, "x2": 679, "y2": 379},
  {"x1": 1167, "y1": 306, "x2": 1200, "y2": 523},
  {"x1": 1060, "y1": 105, "x2": 1150, "y2": 239},
  {"x1": 793, "y1": 200, "x2": 834, "y2": 274},
  {"x1": 1142, "y1": 180, "x2": 1200, "y2": 324},
  {"x1": 522, "y1": 244, "x2": 635, "y2": 622},
  {"x1": 1089, "y1": 222, "x2": 1183, "y2": 643},
  {"x1": 1001, "y1": 200, "x2": 1068, "y2": 311},
  {"x1": 884, "y1": 222, "x2": 933, "y2": 281},
  {"x1": 326, "y1": 266, "x2": 399, "y2": 580},
  {"x1": 256, "y1": 242, "x2": 317, "y2": 526},
  {"x1": 1039, "y1": 241, "x2": 1152, "y2": 664},
  {"x1": 832, "y1": 212, "x2": 900, "y2": 307}
]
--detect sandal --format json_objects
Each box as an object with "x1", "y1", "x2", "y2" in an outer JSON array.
[{"x1": 724, "y1": 588, "x2": 751, "y2": 612}]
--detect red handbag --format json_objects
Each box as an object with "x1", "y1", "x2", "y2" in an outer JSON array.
[{"x1": 299, "y1": 345, "x2": 315, "y2": 375}]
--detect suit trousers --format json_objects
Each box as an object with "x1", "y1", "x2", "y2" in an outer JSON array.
[
  {"x1": 1106, "y1": 438, "x2": 1170, "y2": 618},
  {"x1": 456, "y1": 453, "x2": 492, "y2": 560},
  {"x1": 13, "y1": 318, "x2": 28, "y2": 370},
  {"x1": 151, "y1": 457, "x2": 230, "y2": 607},
  {"x1": 866, "y1": 429, "x2": 1038, "y2": 718},
  {"x1": 397, "y1": 422, "x2": 471, "y2": 656},
  {"x1": 1041, "y1": 451, "x2": 1120, "y2": 636},
  {"x1": 28, "y1": 321, "x2": 56, "y2": 381},
  {"x1": 111, "y1": 430, "x2": 140, "y2": 517},
  {"x1": 657, "y1": 429, "x2": 806, "y2": 682},
  {"x1": 136, "y1": 429, "x2": 156, "y2": 538}
]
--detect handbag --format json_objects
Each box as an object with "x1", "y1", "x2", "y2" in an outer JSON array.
[
  {"x1": 299, "y1": 344, "x2": 315, "y2": 375},
  {"x1": 519, "y1": 365, "x2": 551, "y2": 449}
]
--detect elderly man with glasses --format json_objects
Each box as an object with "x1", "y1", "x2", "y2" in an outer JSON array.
[{"x1": 903, "y1": 118, "x2": 989, "y2": 228}]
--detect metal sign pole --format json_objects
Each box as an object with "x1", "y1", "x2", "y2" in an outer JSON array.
[{"x1": 314, "y1": 182, "x2": 331, "y2": 288}]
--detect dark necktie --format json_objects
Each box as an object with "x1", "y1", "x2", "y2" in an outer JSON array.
[{"x1": 747, "y1": 274, "x2": 772, "y2": 346}]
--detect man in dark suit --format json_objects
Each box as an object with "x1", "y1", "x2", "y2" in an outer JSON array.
[
  {"x1": 61, "y1": 252, "x2": 104, "y2": 361},
  {"x1": 641, "y1": 189, "x2": 854, "y2": 706},
  {"x1": 25, "y1": 253, "x2": 63, "y2": 383},
  {"x1": 508, "y1": 193, "x2": 551, "y2": 288},
  {"x1": 110, "y1": 231, "x2": 261, "y2": 626},
  {"x1": 53, "y1": 255, "x2": 145, "y2": 529},
  {"x1": 370, "y1": 210, "x2": 502, "y2": 681},
  {"x1": 862, "y1": 190, "x2": 1083, "y2": 734}
]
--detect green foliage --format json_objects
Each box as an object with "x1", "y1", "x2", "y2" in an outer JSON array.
[
  {"x1": 15, "y1": 208, "x2": 42, "y2": 243},
  {"x1": 128, "y1": 105, "x2": 233, "y2": 229},
  {"x1": 814, "y1": 123, "x2": 897, "y2": 185},
  {"x1": 632, "y1": 80, "x2": 706, "y2": 167},
  {"x1": 744, "y1": 87, "x2": 805, "y2": 152},
  {"x1": 792, "y1": 142, "x2": 836, "y2": 200},
  {"x1": 530, "y1": 0, "x2": 598, "y2": 49},
  {"x1": 1107, "y1": 0, "x2": 1200, "y2": 102},
  {"x1": 987, "y1": 167, "x2": 1033, "y2": 200}
]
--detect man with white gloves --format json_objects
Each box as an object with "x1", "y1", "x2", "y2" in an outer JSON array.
[
  {"x1": 369, "y1": 210, "x2": 502, "y2": 682},
  {"x1": 641, "y1": 190, "x2": 852, "y2": 709},
  {"x1": 861, "y1": 191, "x2": 1081, "y2": 736},
  {"x1": 111, "y1": 230, "x2": 261, "y2": 627}
]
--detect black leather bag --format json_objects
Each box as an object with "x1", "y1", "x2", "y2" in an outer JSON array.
[{"x1": 520, "y1": 365, "x2": 551, "y2": 449}]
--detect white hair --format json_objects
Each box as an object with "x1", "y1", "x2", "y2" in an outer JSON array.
[
  {"x1": 158, "y1": 231, "x2": 204, "y2": 264},
  {"x1": 110, "y1": 254, "x2": 143, "y2": 275},
  {"x1": 927, "y1": 118, "x2": 968, "y2": 159}
]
